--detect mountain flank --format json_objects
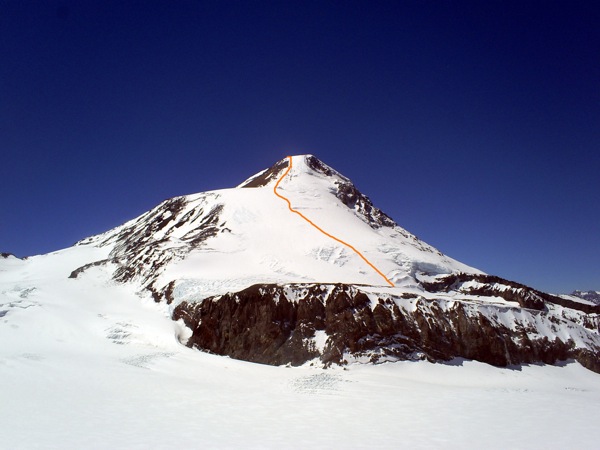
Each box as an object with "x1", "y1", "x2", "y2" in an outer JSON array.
[{"x1": 64, "y1": 155, "x2": 600, "y2": 373}]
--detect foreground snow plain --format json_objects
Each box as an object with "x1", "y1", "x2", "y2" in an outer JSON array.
[{"x1": 2, "y1": 248, "x2": 600, "y2": 449}]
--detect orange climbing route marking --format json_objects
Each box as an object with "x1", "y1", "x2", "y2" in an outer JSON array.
[{"x1": 273, "y1": 156, "x2": 395, "y2": 287}]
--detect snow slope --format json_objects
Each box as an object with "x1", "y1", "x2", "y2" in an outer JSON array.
[{"x1": 1, "y1": 250, "x2": 600, "y2": 449}]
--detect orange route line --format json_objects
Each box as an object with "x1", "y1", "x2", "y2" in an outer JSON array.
[{"x1": 273, "y1": 155, "x2": 394, "y2": 287}]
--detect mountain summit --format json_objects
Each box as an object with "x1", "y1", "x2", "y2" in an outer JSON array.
[
  {"x1": 4, "y1": 155, "x2": 600, "y2": 371},
  {"x1": 74, "y1": 154, "x2": 479, "y2": 301}
]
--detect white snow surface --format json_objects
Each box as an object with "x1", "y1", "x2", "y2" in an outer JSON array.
[{"x1": 1, "y1": 248, "x2": 600, "y2": 449}]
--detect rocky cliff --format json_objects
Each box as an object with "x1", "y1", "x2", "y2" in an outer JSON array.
[{"x1": 173, "y1": 280, "x2": 600, "y2": 373}]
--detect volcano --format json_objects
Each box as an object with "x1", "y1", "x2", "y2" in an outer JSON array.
[
  {"x1": 59, "y1": 155, "x2": 600, "y2": 371},
  {"x1": 2, "y1": 154, "x2": 600, "y2": 448}
]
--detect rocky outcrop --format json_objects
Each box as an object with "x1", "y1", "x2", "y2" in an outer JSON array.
[
  {"x1": 71, "y1": 194, "x2": 229, "y2": 297},
  {"x1": 68, "y1": 258, "x2": 115, "y2": 279},
  {"x1": 421, "y1": 273, "x2": 600, "y2": 314},
  {"x1": 334, "y1": 180, "x2": 396, "y2": 229},
  {"x1": 304, "y1": 154, "x2": 396, "y2": 229},
  {"x1": 239, "y1": 158, "x2": 289, "y2": 188},
  {"x1": 173, "y1": 283, "x2": 600, "y2": 373}
]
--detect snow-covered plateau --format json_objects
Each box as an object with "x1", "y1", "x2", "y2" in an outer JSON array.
[{"x1": 1, "y1": 155, "x2": 599, "y2": 448}]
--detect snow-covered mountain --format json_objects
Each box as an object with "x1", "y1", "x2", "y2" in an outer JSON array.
[
  {"x1": 2, "y1": 155, "x2": 600, "y2": 448},
  {"x1": 14, "y1": 154, "x2": 596, "y2": 372},
  {"x1": 73, "y1": 154, "x2": 479, "y2": 300}
]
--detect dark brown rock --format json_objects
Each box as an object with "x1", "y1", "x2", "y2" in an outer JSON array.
[
  {"x1": 173, "y1": 283, "x2": 600, "y2": 373},
  {"x1": 239, "y1": 159, "x2": 289, "y2": 188}
]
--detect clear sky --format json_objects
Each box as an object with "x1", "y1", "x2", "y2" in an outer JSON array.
[{"x1": 2, "y1": 1, "x2": 598, "y2": 294}]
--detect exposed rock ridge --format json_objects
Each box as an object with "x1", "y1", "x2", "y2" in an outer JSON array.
[
  {"x1": 238, "y1": 158, "x2": 289, "y2": 188},
  {"x1": 333, "y1": 179, "x2": 396, "y2": 229},
  {"x1": 421, "y1": 273, "x2": 600, "y2": 314},
  {"x1": 173, "y1": 282, "x2": 600, "y2": 373},
  {"x1": 71, "y1": 194, "x2": 228, "y2": 296},
  {"x1": 304, "y1": 155, "x2": 397, "y2": 229}
]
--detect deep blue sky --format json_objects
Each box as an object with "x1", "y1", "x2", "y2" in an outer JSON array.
[{"x1": 2, "y1": 1, "x2": 598, "y2": 293}]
